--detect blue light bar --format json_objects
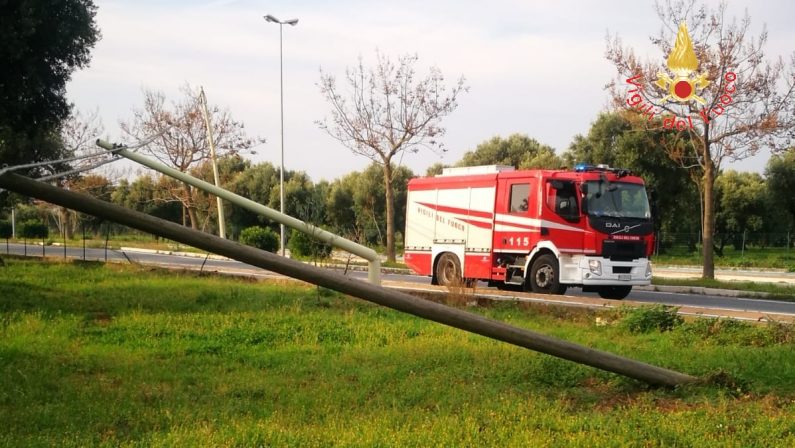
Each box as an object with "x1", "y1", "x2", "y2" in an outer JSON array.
[{"x1": 574, "y1": 163, "x2": 592, "y2": 172}]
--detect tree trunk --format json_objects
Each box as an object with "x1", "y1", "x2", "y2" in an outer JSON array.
[
  {"x1": 701, "y1": 154, "x2": 716, "y2": 280},
  {"x1": 382, "y1": 161, "x2": 395, "y2": 263},
  {"x1": 59, "y1": 206, "x2": 73, "y2": 239},
  {"x1": 183, "y1": 182, "x2": 199, "y2": 230}
]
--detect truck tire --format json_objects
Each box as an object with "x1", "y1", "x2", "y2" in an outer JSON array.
[
  {"x1": 528, "y1": 254, "x2": 566, "y2": 295},
  {"x1": 435, "y1": 253, "x2": 462, "y2": 287},
  {"x1": 597, "y1": 285, "x2": 632, "y2": 300}
]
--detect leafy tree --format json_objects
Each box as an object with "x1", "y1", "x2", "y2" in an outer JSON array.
[
  {"x1": 714, "y1": 171, "x2": 767, "y2": 253},
  {"x1": 111, "y1": 175, "x2": 181, "y2": 224},
  {"x1": 606, "y1": 1, "x2": 795, "y2": 278},
  {"x1": 323, "y1": 163, "x2": 413, "y2": 248},
  {"x1": 424, "y1": 162, "x2": 447, "y2": 176},
  {"x1": 19, "y1": 220, "x2": 49, "y2": 239},
  {"x1": 288, "y1": 228, "x2": 332, "y2": 259},
  {"x1": 190, "y1": 154, "x2": 250, "y2": 235},
  {"x1": 318, "y1": 52, "x2": 467, "y2": 262},
  {"x1": 120, "y1": 84, "x2": 262, "y2": 229},
  {"x1": 239, "y1": 226, "x2": 279, "y2": 253},
  {"x1": 325, "y1": 175, "x2": 358, "y2": 238},
  {"x1": 459, "y1": 134, "x2": 562, "y2": 169},
  {"x1": 69, "y1": 174, "x2": 113, "y2": 234},
  {"x1": 766, "y1": 151, "x2": 795, "y2": 235},
  {"x1": 0, "y1": 221, "x2": 12, "y2": 240},
  {"x1": 227, "y1": 161, "x2": 277, "y2": 235},
  {"x1": 564, "y1": 112, "x2": 699, "y2": 239},
  {"x1": 0, "y1": 0, "x2": 99, "y2": 174}
]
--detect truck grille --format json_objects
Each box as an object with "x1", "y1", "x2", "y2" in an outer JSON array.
[{"x1": 602, "y1": 240, "x2": 645, "y2": 261}]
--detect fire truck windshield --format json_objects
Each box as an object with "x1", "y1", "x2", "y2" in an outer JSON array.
[{"x1": 584, "y1": 181, "x2": 651, "y2": 219}]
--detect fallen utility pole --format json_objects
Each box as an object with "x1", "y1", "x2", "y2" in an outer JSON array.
[
  {"x1": 95, "y1": 139, "x2": 381, "y2": 285},
  {"x1": 0, "y1": 172, "x2": 699, "y2": 387}
]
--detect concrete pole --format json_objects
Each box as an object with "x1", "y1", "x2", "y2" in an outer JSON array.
[
  {"x1": 278, "y1": 22, "x2": 286, "y2": 257},
  {"x1": 96, "y1": 139, "x2": 381, "y2": 285},
  {"x1": 0, "y1": 171, "x2": 699, "y2": 388},
  {"x1": 198, "y1": 87, "x2": 227, "y2": 239}
]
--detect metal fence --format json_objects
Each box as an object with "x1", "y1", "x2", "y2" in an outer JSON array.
[{"x1": 655, "y1": 232, "x2": 793, "y2": 257}]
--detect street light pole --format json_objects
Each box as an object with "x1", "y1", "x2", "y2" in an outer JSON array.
[{"x1": 264, "y1": 14, "x2": 298, "y2": 257}]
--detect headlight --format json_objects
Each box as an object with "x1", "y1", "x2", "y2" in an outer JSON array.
[
  {"x1": 589, "y1": 259, "x2": 602, "y2": 276},
  {"x1": 645, "y1": 261, "x2": 653, "y2": 278}
]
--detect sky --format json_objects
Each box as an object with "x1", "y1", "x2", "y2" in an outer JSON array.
[{"x1": 67, "y1": 0, "x2": 795, "y2": 182}]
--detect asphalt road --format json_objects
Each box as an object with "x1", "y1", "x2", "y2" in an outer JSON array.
[{"x1": 3, "y1": 242, "x2": 795, "y2": 317}]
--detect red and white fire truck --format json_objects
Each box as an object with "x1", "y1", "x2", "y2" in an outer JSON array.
[{"x1": 403, "y1": 164, "x2": 654, "y2": 299}]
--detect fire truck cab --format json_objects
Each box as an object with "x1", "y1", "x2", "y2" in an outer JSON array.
[{"x1": 403, "y1": 164, "x2": 654, "y2": 299}]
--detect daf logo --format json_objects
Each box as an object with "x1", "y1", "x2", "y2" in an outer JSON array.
[
  {"x1": 605, "y1": 222, "x2": 622, "y2": 228},
  {"x1": 611, "y1": 223, "x2": 643, "y2": 235}
]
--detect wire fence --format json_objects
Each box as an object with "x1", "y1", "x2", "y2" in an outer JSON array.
[{"x1": 655, "y1": 232, "x2": 793, "y2": 257}]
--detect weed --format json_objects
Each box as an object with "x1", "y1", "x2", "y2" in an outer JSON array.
[
  {"x1": 442, "y1": 276, "x2": 477, "y2": 307},
  {"x1": 619, "y1": 304, "x2": 683, "y2": 333},
  {"x1": 676, "y1": 318, "x2": 794, "y2": 347},
  {"x1": 703, "y1": 369, "x2": 750, "y2": 396}
]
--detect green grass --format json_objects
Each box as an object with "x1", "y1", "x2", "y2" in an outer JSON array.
[
  {"x1": 1, "y1": 259, "x2": 795, "y2": 446},
  {"x1": 651, "y1": 277, "x2": 795, "y2": 300},
  {"x1": 653, "y1": 247, "x2": 795, "y2": 271}
]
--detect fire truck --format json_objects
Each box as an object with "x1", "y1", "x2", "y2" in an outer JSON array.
[{"x1": 403, "y1": 164, "x2": 654, "y2": 299}]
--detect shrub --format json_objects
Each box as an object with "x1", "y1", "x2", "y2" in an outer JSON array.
[
  {"x1": 287, "y1": 228, "x2": 332, "y2": 259},
  {"x1": 0, "y1": 220, "x2": 11, "y2": 239},
  {"x1": 19, "y1": 220, "x2": 48, "y2": 239},
  {"x1": 239, "y1": 226, "x2": 279, "y2": 253},
  {"x1": 620, "y1": 304, "x2": 683, "y2": 333}
]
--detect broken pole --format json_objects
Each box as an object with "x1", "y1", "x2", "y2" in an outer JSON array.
[{"x1": 0, "y1": 172, "x2": 698, "y2": 387}]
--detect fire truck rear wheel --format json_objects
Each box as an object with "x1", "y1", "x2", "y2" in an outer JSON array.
[
  {"x1": 528, "y1": 254, "x2": 566, "y2": 295},
  {"x1": 435, "y1": 253, "x2": 462, "y2": 287},
  {"x1": 597, "y1": 285, "x2": 632, "y2": 300}
]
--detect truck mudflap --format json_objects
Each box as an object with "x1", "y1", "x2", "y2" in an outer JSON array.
[{"x1": 560, "y1": 254, "x2": 652, "y2": 286}]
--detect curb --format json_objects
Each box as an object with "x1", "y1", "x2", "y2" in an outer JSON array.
[{"x1": 120, "y1": 247, "x2": 231, "y2": 261}]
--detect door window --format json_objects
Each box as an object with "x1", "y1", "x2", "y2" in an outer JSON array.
[{"x1": 509, "y1": 183, "x2": 530, "y2": 213}]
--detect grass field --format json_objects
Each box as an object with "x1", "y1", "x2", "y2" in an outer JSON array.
[
  {"x1": 1, "y1": 258, "x2": 795, "y2": 446},
  {"x1": 652, "y1": 248, "x2": 795, "y2": 271}
]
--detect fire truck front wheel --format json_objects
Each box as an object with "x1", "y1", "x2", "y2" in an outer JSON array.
[
  {"x1": 435, "y1": 253, "x2": 462, "y2": 287},
  {"x1": 527, "y1": 254, "x2": 567, "y2": 295}
]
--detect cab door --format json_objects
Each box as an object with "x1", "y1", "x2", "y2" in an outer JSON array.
[{"x1": 540, "y1": 179, "x2": 585, "y2": 254}]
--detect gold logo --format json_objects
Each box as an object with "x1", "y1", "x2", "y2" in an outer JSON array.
[{"x1": 655, "y1": 23, "x2": 710, "y2": 104}]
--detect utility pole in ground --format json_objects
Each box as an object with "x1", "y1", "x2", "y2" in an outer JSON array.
[{"x1": 198, "y1": 87, "x2": 226, "y2": 239}]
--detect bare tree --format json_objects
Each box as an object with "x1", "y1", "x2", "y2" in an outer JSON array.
[
  {"x1": 606, "y1": 0, "x2": 795, "y2": 279},
  {"x1": 318, "y1": 52, "x2": 467, "y2": 262},
  {"x1": 121, "y1": 83, "x2": 263, "y2": 229},
  {"x1": 53, "y1": 109, "x2": 105, "y2": 239}
]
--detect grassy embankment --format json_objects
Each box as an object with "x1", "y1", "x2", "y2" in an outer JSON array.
[{"x1": 1, "y1": 258, "x2": 794, "y2": 446}]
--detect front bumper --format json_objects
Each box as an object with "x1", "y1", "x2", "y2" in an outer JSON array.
[{"x1": 575, "y1": 255, "x2": 652, "y2": 286}]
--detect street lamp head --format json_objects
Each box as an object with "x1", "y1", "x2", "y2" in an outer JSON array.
[
  {"x1": 264, "y1": 14, "x2": 279, "y2": 23},
  {"x1": 285, "y1": 18, "x2": 298, "y2": 26}
]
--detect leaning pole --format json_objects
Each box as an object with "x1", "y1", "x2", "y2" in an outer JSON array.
[{"x1": 0, "y1": 172, "x2": 698, "y2": 387}]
